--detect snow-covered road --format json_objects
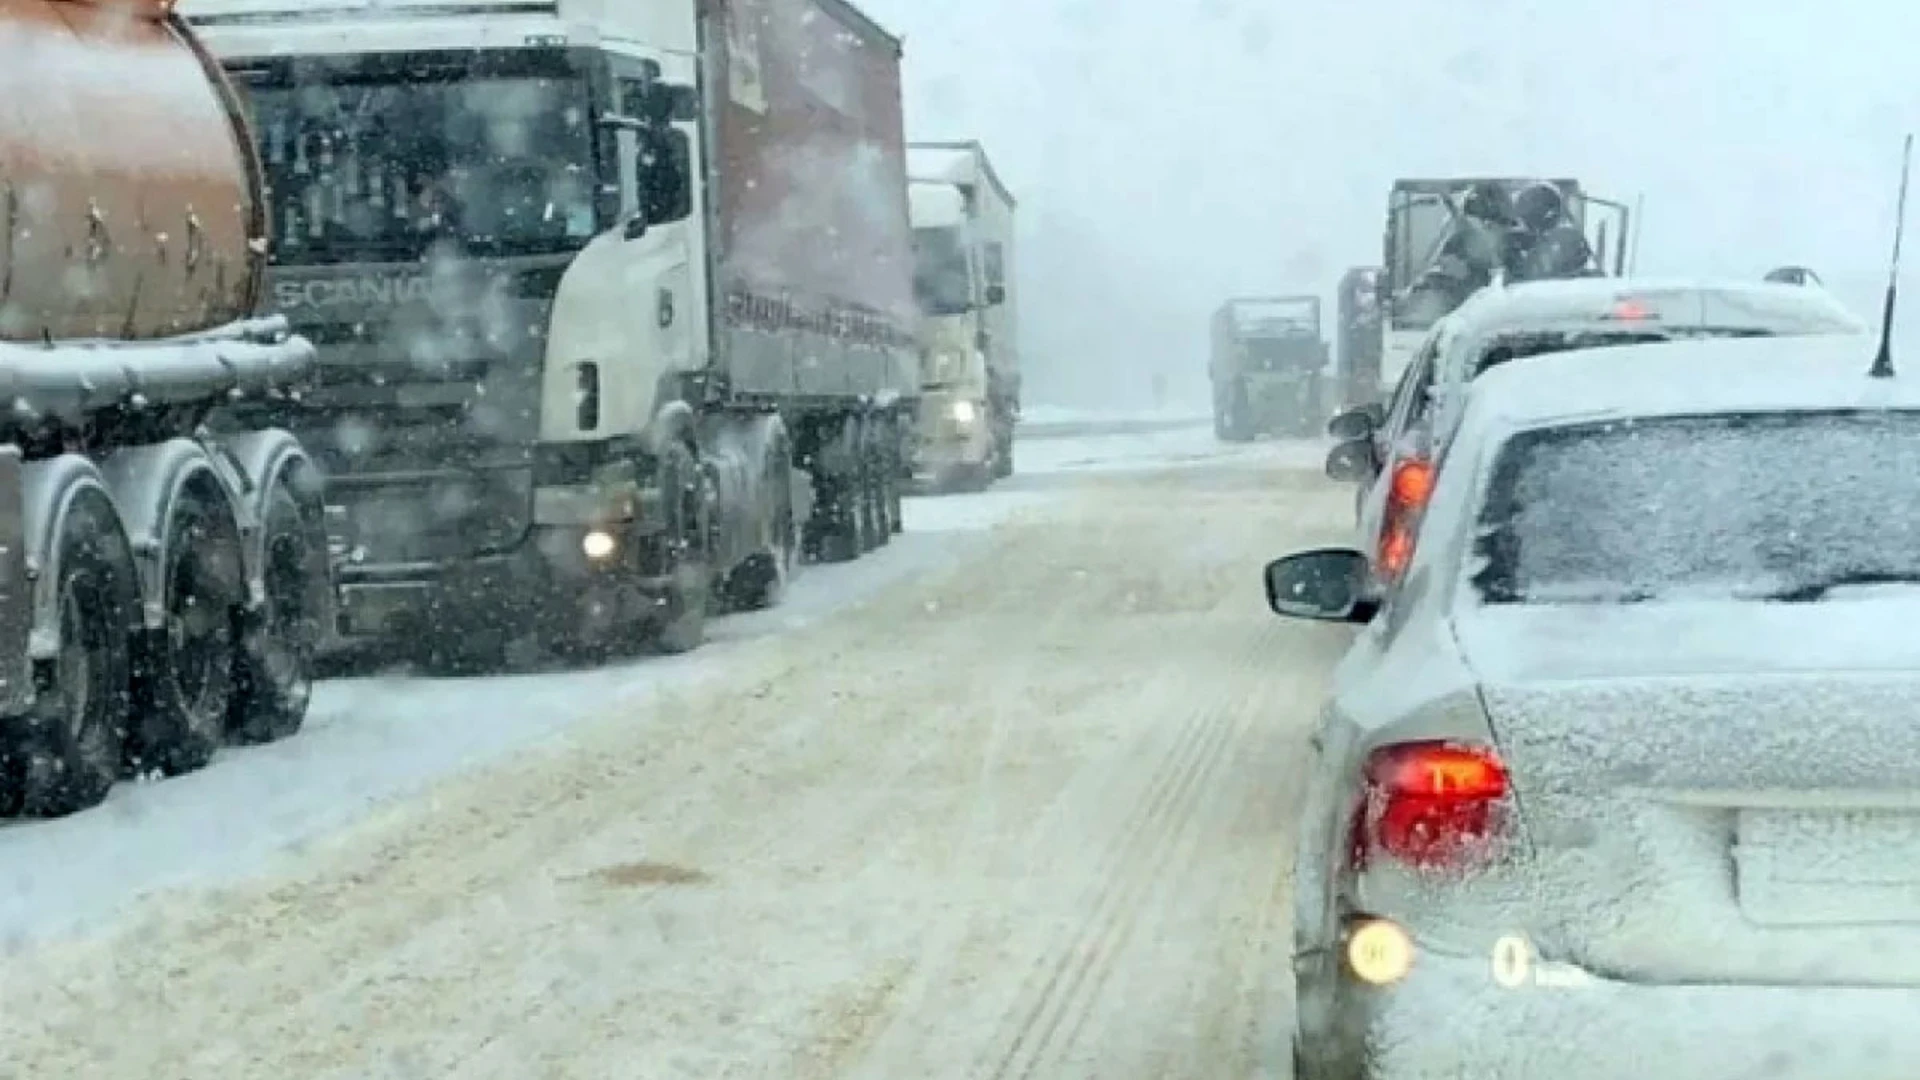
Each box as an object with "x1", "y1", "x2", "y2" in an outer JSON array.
[{"x1": 0, "y1": 424, "x2": 1352, "y2": 1079}]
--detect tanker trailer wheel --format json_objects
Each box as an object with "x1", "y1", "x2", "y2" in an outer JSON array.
[
  {"x1": 652, "y1": 440, "x2": 712, "y2": 655},
  {"x1": 230, "y1": 479, "x2": 325, "y2": 745},
  {"x1": 721, "y1": 438, "x2": 795, "y2": 612},
  {"x1": 130, "y1": 485, "x2": 242, "y2": 777},
  {"x1": 5, "y1": 493, "x2": 135, "y2": 817}
]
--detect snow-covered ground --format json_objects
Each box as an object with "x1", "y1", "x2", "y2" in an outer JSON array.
[{"x1": 0, "y1": 418, "x2": 1318, "y2": 949}]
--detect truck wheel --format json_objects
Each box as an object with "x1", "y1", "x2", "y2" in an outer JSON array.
[
  {"x1": 229, "y1": 481, "x2": 323, "y2": 744},
  {"x1": 886, "y1": 412, "x2": 906, "y2": 533},
  {"x1": 721, "y1": 441, "x2": 794, "y2": 611},
  {"x1": 6, "y1": 493, "x2": 135, "y2": 817},
  {"x1": 993, "y1": 431, "x2": 1015, "y2": 478},
  {"x1": 130, "y1": 486, "x2": 242, "y2": 777},
  {"x1": 811, "y1": 418, "x2": 865, "y2": 564},
  {"x1": 1218, "y1": 383, "x2": 1254, "y2": 442},
  {"x1": 864, "y1": 416, "x2": 893, "y2": 548},
  {"x1": 654, "y1": 559, "x2": 710, "y2": 655},
  {"x1": 653, "y1": 440, "x2": 712, "y2": 654},
  {"x1": 858, "y1": 416, "x2": 885, "y2": 552}
]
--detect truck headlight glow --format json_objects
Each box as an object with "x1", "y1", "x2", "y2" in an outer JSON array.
[
  {"x1": 950, "y1": 400, "x2": 977, "y2": 424},
  {"x1": 582, "y1": 529, "x2": 617, "y2": 560}
]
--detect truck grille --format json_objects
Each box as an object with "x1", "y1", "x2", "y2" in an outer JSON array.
[{"x1": 327, "y1": 467, "x2": 533, "y2": 566}]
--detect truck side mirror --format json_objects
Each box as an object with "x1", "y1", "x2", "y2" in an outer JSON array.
[{"x1": 984, "y1": 284, "x2": 1006, "y2": 306}]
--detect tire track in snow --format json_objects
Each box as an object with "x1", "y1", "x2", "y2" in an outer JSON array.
[{"x1": 980, "y1": 629, "x2": 1270, "y2": 1080}]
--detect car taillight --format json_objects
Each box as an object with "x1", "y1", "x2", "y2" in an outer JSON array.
[
  {"x1": 1351, "y1": 741, "x2": 1510, "y2": 873},
  {"x1": 1376, "y1": 456, "x2": 1433, "y2": 580}
]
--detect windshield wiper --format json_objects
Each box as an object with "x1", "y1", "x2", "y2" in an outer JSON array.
[{"x1": 1760, "y1": 570, "x2": 1920, "y2": 602}]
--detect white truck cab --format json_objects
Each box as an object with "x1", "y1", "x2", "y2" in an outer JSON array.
[{"x1": 907, "y1": 141, "x2": 1018, "y2": 491}]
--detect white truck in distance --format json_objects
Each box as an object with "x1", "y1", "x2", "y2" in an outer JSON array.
[
  {"x1": 907, "y1": 141, "x2": 1019, "y2": 491},
  {"x1": 186, "y1": 0, "x2": 923, "y2": 671}
]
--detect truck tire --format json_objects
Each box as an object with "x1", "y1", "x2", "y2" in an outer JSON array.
[
  {"x1": 5, "y1": 492, "x2": 136, "y2": 817},
  {"x1": 721, "y1": 440, "x2": 794, "y2": 611},
  {"x1": 652, "y1": 440, "x2": 711, "y2": 654},
  {"x1": 887, "y1": 418, "x2": 905, "y2": 534},
  {"x1": 229, "y1": 480, "x2": 323, "y2": 745},
  {"x1": 1217, "y1": 382, "x2": 1254, "y2": 443},
  {"x1": 811, "y1": 416, "x2": 866, "y2": 564},
  {"x1": 654, "y1": 559, "x2": 710, "y2": 655},
  {"x1": 993, "y1": 430, "x2": 1014, "y2": 478},
  {"x1": 862, "y1": 415, "x2": 891, "y2": 548},
  {"x1": 129, "y1": 485, "x2": 243, "y2": 778}
]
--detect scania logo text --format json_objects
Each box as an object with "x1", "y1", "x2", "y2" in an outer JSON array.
[{"x1": 274, "y1": 276, "x2": 431, "y2": 309}]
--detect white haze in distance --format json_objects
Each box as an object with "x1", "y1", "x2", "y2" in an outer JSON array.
[{"x1": 861, "y1": 0, "x2": 1920, "y2": 411}]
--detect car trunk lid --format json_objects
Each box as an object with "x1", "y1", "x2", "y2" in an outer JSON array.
[{"x1": 1452, "y1": 601, "x2": 1920, "y2": 986}]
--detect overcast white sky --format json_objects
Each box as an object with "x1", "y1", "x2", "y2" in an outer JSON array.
[{"x1": 860, "y1": 0, "x2": 1920, "y2": 409}]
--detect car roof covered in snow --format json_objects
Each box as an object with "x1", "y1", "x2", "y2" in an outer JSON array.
[
  {"x1": 1463, "y1": 331, "x2": 1920, "y2": 430},
  {"x1": 1446, "y1": 275, "x2": 1865, "y2": 338}
]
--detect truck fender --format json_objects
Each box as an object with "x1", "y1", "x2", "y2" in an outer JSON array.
[
  {"x1": 95, "y1": 440, "x2": 241, "y2": 630},
  {"x1": 643, "y1": 397, "x2": 699, "y2": 457},
  {"x1": 19, "y1": 454, "x2": 141, "y2": 662},
  {"x1": 212, "y1": 428, "x2": 322, "y2": 588}
]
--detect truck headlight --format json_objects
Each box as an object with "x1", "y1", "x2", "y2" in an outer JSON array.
[
  {"x1": 582, "y1": 529, "x2": 617, "y2": 560},
  {"x1": 950, "y1": 400, "x2": 977, "y2": 424}
]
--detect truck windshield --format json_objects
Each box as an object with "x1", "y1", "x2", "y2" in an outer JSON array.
[
  {"x1": 1240, "y1": 336, "x2": 1322, "y2": 372},
  {"x1": 914, "y1": 227, "x2": 972, "y2": 315},
  {"x1": 238, "y1": 72, "x2": 597, "y2": 265}
]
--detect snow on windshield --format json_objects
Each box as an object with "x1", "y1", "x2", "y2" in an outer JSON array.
[{"x1": 1471, "y1": 410, "x2": 1920, "y2": 603}]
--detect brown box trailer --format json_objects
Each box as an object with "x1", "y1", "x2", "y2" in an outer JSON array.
[{"x1": 701, "y1": 0, "x2": 920, "y2": 406}]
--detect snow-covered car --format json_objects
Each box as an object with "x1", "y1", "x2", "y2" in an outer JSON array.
[
  {"x1": 1269, "y1": 333, "x2": 1920, "y2": 1080},
  {"x1": 1326, "y1": 276, "x2": 1866, "y2": 598}
]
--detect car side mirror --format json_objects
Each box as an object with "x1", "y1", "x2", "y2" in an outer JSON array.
[
  {"x1": 984, "y1": 283, "x2": 1006, "y2": 306},
  {"x1": 1264, "y1": 548, "x2": 1377, "y2": 623},
  {"x1": 1327, "y1": 403, "x2": 1384, "y2": 441},
  {"x1": 1324, "y1": 438, "x2": 1373, "y2": 484}
]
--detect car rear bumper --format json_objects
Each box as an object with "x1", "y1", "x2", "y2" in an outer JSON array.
[{"x1": 1341, "y1": 945, "x2": 1920, "y2": 1079}]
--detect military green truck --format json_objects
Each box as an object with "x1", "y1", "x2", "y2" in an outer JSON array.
[{"x1": 1209, "y1": 296, "x2": 1330, "y2": 441}]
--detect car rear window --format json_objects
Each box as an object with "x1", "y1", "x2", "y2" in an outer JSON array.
[{"x1": 1470, "y1": 410, "x2": 1920, "y2": 604}]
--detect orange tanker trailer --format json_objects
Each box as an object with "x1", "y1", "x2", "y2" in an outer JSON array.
[{"x1": 0, "y1": 0, "x2": 329, "y2": 817}]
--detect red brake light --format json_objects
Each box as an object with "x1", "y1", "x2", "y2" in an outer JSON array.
[
  {"x1": 1608, "y1": 299, "x2": 1653, "y2": 320},
  {"x1": 1377, "y1": 456, "x2": 1434, "y2": 580},
  {"x1": 1389, "y1": 458, "x2": 1434, "y2": 505},
  {"x1": 1352, "y1": 741, "x2": 1511, "y2": 873}
]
